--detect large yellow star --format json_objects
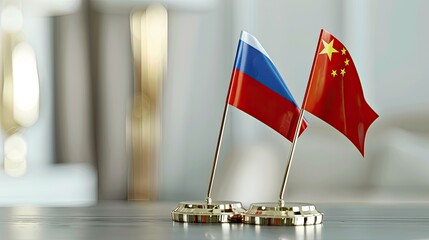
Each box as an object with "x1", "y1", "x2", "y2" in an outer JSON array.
[{"x1": 319, "y1": 39, "x2": 338, "y2": 61}]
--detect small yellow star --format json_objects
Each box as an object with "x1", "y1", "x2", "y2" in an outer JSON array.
[
  {"x1": 344, "y1": 58, "x2": 350, "y2": 66},
  {"x1": 319, "y1": 39, "x2": 339, "y2": 61},
  {"x1": 331, "y1": 69, "x2": 337, "y2": 77},
  {"x1": 341, "y1": 48, "x2": 347, "y2": 55},
  {"x1": 340, "y1": 68, "x2": 346, "y2": 77}
]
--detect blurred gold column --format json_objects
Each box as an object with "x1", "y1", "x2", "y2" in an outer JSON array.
[
  {"x1": 0, "y1": 2, "x2": 40, "y2": 177},
  {"x1": 129, "y1": 5, "x2": 167, "y2": 200}
]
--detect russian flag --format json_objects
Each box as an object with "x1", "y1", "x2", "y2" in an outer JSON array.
[{"x1": 227, "y1": 31, "x2": 307, "y2": 142}]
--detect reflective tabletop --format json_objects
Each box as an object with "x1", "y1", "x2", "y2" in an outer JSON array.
[{"x1": 1, "y1": 202, "x2": 429, "y2": 239}]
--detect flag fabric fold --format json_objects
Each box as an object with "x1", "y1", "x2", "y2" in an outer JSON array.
[
  {"x1": 302, "y1": 29, "x2": 378, "y2": 156},
  {"x1": 227, "y1": 31, "x2": 307, "y2": 142}
]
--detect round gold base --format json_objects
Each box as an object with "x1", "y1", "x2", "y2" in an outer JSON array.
[
  {"x1": 171, "y1": 201, "x2": 246, "y2": 223},
  {"x1": 243, "y1": 202, "x2": 323, "y2": 226}
]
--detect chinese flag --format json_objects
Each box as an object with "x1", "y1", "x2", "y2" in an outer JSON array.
[{"x1": 302, "y1": 29, "x2": 378, "y2": 156}]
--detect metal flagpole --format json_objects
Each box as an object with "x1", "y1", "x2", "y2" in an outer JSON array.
[
  {"x1": 172, "y1": 68, "x2": 247, "y2": 224},
  {"x1": 172, "y1": 97, "x2": 246, "y2": 223},
  {"x1": 171, "y1": 33, "x2": 248, "y2": 223},
  {"x1": 242, "y1": 108, "x2": 323, "y2": 226},
  {"x1": 278, "y1": 109, "x2": 306, "y2": 206},
  {"x1": 206, "y1": 103, "x2": 230, "y2": 204},
  {"x1": 277, "y1": 30, "x2": 323, "y2": 206},
  {"x1": 241, "y1": 31, "x2": 325, "y2": 225}
]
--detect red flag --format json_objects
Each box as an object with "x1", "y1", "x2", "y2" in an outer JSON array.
[{"x1": 302, "y1": 29, "x2": 378, "y2": 156}]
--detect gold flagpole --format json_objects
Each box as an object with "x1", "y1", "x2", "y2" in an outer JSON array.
[
  {"x1": 278, "y1": 109, "x2": 305, "y2": 206},
  {"x1": 278, "y1": 30, "x2": 324, "y2": 205},
  {"x1": 172, "y1": 55, "x2": 246, "y2": 223},
  {"x1": 243, "y1": 107, "x2": 323, "y2": 225},
  {"x1": 206, "y1": 39, "x2": 241, "y2": 203},
  {"x1": 206, "y1": 104, "x2": 230, "y2": 204},
  {"x1": 243, "y1": 31, "x2": 325, "y2": 225},
  {"x1": 171, "y1": 90, "x2": 247, "y2": 223}
]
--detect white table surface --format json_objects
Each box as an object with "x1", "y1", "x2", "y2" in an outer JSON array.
[{"x1": 1, "y1": 202, "x2": 429, "y2": 240}]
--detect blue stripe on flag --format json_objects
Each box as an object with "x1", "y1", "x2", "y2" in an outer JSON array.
[{"x1": 233, "y1": 40, "x2": 298, "y2": 105}]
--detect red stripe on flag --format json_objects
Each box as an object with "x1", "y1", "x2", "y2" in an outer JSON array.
[{"x1": 228, "y1": 69, "x2": 307, "y2": 142}]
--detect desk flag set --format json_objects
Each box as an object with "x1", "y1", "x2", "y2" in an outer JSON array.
[{"x1": 171, "y1": 29, "x2": 378, "y2": 225}]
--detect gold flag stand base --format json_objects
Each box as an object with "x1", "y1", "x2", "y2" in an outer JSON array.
[
  {"x1": 243, "y1": 202, "x2": 323, "y2": 226},
  {"x1": 171, "y1": 201, "x2": 246, "y2": 223}
]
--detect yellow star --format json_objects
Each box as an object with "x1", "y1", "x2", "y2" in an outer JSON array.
[
  {"x1": 331, "y1": 70, "x2": 337, "y2": 77},
  {"x1": 340, "y1": 68, "x2": 346, "y2": 77},
  {"x1": 319, "y1": 39, "x2": 339, "y2": 61},
  {"x1": 344, "y1": 58, "x2": 350, "y2": 66},
  {"x1": 341, "y1": 48, "x2": 347, "y2": 55}
]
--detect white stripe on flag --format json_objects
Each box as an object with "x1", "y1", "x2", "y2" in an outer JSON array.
[{"x1": 239, "y1": 30, "x2": 272, "y2": 61}]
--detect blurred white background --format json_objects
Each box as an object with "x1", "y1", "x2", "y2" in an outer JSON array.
[{"x1": 0, "y1": 0, "x2": 428, "y2": 206}]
